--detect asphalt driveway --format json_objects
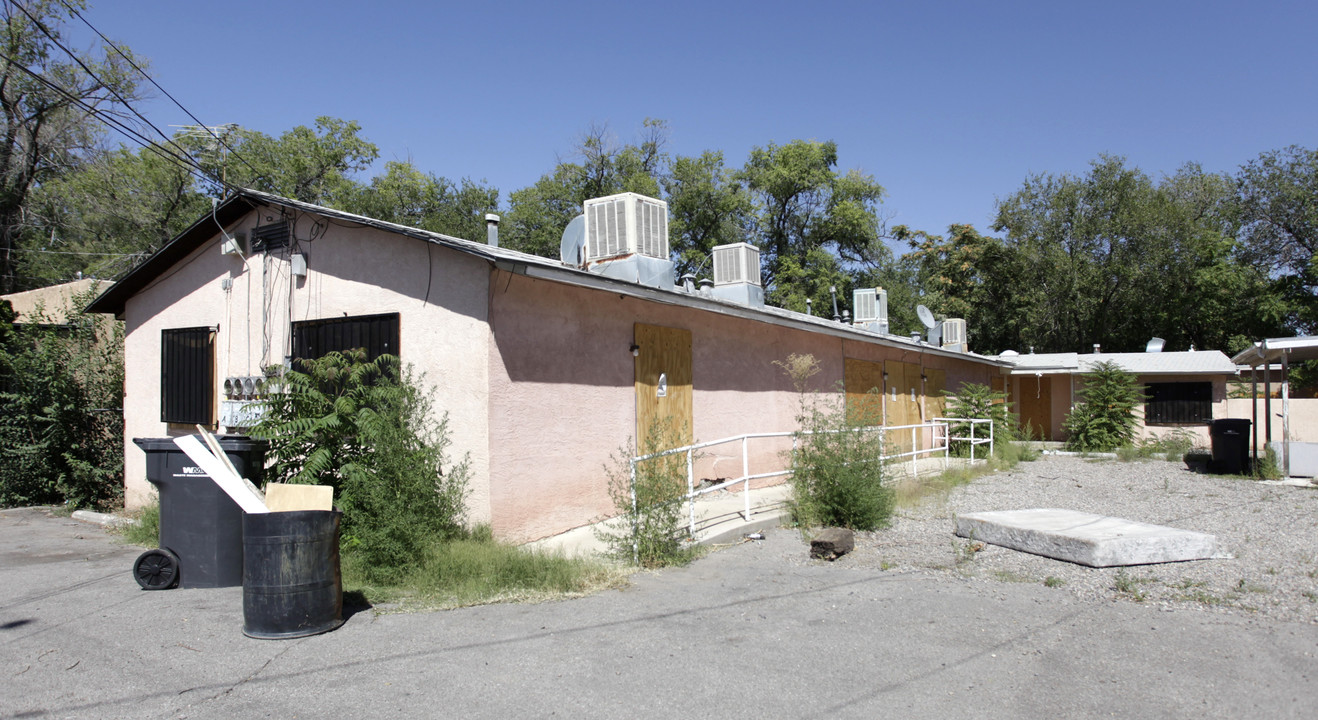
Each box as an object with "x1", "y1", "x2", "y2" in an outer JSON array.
[{"x1": 1, "y1": 505, "x2": 1314, "y2": 719}]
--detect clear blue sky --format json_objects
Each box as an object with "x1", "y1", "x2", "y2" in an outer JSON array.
[{"x1": 71, "y1": 0, "x2": 1317, "y2": 248}]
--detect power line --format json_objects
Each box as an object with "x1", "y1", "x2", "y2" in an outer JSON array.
[
  {"x1": 53, "y1": 0, "x2": 268, "y2": 186},
  {"x1": 9, "y1": 247, "x2": 145, "y2": 256},
  {"x1": 0, "y1": 47, "x2": 217, "y2": 186},
  {"x1": 8, "y1": 1, "x2": 209, "y2": 179}
]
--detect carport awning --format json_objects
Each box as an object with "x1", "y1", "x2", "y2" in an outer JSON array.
[{"x1": 1231, "y1": 336, "x2": 1318, "y2": 367}]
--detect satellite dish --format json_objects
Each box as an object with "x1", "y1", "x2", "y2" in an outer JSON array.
[
  {"x1": 559, "y1": 214, "x2": 585, "y2": 266},
  {"x1": 1145, "y1": 337, "x2": 1165, "y2": 353},
  {"x1": 916, "y1": 304, "x2": 936, "y2": 330}
]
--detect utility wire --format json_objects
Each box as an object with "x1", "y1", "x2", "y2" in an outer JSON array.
[
  {"x1": 52, "y1": 0, "x2": 268, "y2": 186},
  {"x1": 8, "y1": 0, "x2": 210, "y2": 179},
  {"x1": 0, "y1": 47, "x2": 219, "y2": 187}
]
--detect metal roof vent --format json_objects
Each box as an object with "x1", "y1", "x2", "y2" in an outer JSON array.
[
  {"x1": 1146, "y1": 337, "x2": 1165, "y2": 353},
  {"x1": 583, "y1": 192, "x2": 668, "y2": 263}
]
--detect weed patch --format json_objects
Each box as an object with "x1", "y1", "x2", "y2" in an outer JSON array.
[{"x1": 345, "y1": 531, "x2": 627, "y2": 610}]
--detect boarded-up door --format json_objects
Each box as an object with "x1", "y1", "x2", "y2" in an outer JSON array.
[
  {"x1": 634, "y1": 323, "x2": 693, "y2": 451},
  {"x1": 924, "y1": 368, "x2": 946, "y2": 450},
  {"x1": 884, "y1": 360, "x2": 919, "y2": 454},
  {"x1": 1018, "y1": 374, "x2": 1052, "y2": 441},
  {"x1": 844, "y1": 358, "x2": 885, "y2": 426}
]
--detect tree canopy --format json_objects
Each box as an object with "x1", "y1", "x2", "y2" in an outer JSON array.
[{"x1": 3, "y1": 4, "x2": 1313, "y2": 364}]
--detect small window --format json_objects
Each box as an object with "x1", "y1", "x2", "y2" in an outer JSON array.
[
  {"x1": 1145, "y1": 382, "x2": 1212, "y2": 424},
  {"x1": 291, "y1": 313, "x2": 399, "y2": 363},
  {"x1": 161, "y1": 327, "x2": 215, "y2": 425}
]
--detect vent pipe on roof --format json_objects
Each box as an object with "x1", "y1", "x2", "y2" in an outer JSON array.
[
  {"x1": 1093, "y1": 343, "x2": 1101, "y2": 354},
  {"x1": 485, "y1": 213, "x2": 500, "y2": 247}
]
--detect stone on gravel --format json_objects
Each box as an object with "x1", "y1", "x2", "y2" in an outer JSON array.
[{"x1": 810, "y1": 527, "x2": 854, "y2": 560}]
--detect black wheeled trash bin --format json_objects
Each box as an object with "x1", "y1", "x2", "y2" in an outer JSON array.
[
  {"x1": 242, "y1": 509, "x2": 344, "y2": 639},
  {"x1": 1209, "y1": 419, "x2": 1251, "y2": 475},
  {"x1": 131, "y1": 436, "x2": 268, "y2": 589}
]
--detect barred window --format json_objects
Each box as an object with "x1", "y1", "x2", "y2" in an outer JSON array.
[
  {"x1": 161, "y1": 327, "x2": 215, "y2": 424},
  {"x1": 1145, "y1": 382, "x2": 1212, "y2": 424},
  {"x1": 290, "y1": 313, "x2": 399, "y2": 363}
]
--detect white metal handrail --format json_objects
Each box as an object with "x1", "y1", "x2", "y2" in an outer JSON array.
[{"x1": 627, "y1": 418, "x2": 995, "y2": 560}]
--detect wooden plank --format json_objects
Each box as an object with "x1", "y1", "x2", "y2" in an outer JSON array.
[
  {"x1": 265, "y1": 483, "x2": 334, "y2": 512},
  {"x1": 634, "y1": 323, "x2": 693, "y2": 451},
  {"x1": 844, "y1": 358, "x2": 885, "y2": 426}
]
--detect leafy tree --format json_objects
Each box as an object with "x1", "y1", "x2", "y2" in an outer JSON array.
[
  {"x1": 1, "y1": 0, "x2": 145, "y2": 292},
  {"x1": 503, "y1": 120, "x2": 667, "y2": 258},
  {"x1": 992, "y1": 156, "x2": 1285, "y2": 354},
  {"x1": 224, "y1": 116, "x2": 378, "y2": 206},
  {"x1": 739, "y1": 139, "x2": 885, "y2": 290},
  {"x1": 26, "y1": 140, "x2": 209, "y2": 284},
  {"x1": 341, "y1": 160, "x2": 498, "y2": 242},
  {"x1": 1235, "y1": 145, "x2": 1318, "y2": 333},
  {"x1": 662, "y1": 150, "x2": 751, "y2": 277},
  {"x1": 1062, "y1": 361, "x2": 1143, "y2": 452}
]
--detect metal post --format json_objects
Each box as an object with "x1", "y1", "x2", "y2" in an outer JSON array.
[
  {"x1": 910, "y1": 427, "x2": 918, "y2": 478},
  {"x1": 989, "y1": 419, "x2": 995, "y2": 460},
  {"x1": 1250, "y1": 366, "x2": 1258, "y2": 470},
  {"x1": 1264, "y1": 362, "x2": 1272, "y2": 445},
  {"x1": 687, "y1": 449, "x2": 696, "y2": 538},
  {"x1": 630, "y1": 460, "x2": 639, "y2": 565},
  {"x1": 969, "y1": 420, "x2": 976, "y2": 464},
  {"x1": 1282, "y1": 349, "x2": 1291, "y2": 478},
  {"x1": 943, "y1": 421, "x2": 950, "y2": 471},
  {"x1": 742, "y1": 436, "x2": 751, "y2": 521}
]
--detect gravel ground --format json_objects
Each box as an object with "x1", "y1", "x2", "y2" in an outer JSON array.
[{"x1": 833, "y1": 454, "x2": 1318, "y2": 625}]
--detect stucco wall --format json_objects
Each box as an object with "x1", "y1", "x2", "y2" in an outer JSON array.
[
  {"x1": 486, "y1": 270, "x2": 1001, "y2": 542},
  {"x1": 1226, "y1": 397, "x2": 1318, "y2": 444},
  {"x1": 120, "y1": 207, "x2": 492, "y2": 521}
]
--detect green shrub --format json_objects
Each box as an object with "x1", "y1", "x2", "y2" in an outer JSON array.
[
  {"x1": 0, "y1": 294, "x2": 123, "y2": 510},
  {"x1": 943, "y1": 382, "x2": 1022, "y2": 458},
  {"x1": 1063, "y1": 361, "x2": 1143, "y2": 452},
  {"x1": 596, "y1": 421, "x2": 698, "y2": 568},
  {"x1": 253, "y1": 350, "x2": 469, "y2": 584},
  {"x1": 789, "y1": 390, "x2": 894, "y2": 532}
]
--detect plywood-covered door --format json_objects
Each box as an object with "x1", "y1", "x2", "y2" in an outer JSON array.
[
  {"x1": 844, "y1": 358, "x2": 886, "y2": 426},
  {"x1": 1018, "y1": 374, "x2": 1052, "y2": 441},
  {"x1": 884, "y1": 360, "x2": 918, "y2": 454},
  {"x1": 634, "y1": 323, "x2": 693, "y2": 450}
]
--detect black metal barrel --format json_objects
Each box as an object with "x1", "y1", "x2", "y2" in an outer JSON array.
[{"x1": 241, "y1": 509, "x2": 344, "y2": 639}]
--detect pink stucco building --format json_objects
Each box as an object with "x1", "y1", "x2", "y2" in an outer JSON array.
[{"x1": 89, "y1": 189, "x2": 1007, "y2": 542}]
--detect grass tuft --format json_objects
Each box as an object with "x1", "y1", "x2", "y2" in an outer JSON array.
[{"x1": 344, "y1": 531, "x2": 628, "y2": 610}]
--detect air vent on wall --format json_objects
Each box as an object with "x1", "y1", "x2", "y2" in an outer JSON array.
[
  {"x1": 712, "y1": 243, "x2": 761, "y2": 286},
  {"x1": 583, "y1": 193, "x2": 668, "y2": 263},
  {"x1": 250, "y1": 222, "x2": 291, "y2": 253}
]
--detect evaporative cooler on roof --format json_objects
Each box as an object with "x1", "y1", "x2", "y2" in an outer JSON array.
[
  {"x1": 712, "y1": 243, "x2": 761, "y2": 286},
  {"x1": 583, "y1": 193, "x2": 669, "y2": 263}
]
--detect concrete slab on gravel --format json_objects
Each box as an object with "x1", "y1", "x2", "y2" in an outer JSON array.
[{"x1": 954, "y1": 508, "x2": 1219, "y2": 567}]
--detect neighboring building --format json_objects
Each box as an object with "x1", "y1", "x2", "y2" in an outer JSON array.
[
  {"x1": 3, "y1": 278, "x2": 111, "y2": 325},
  {"x1": 88, "y1": 189, "x2": 1008, "y2": 542},
  {"x1": 994, "y1": 349, "x2": 1240, "y2": 445}
]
